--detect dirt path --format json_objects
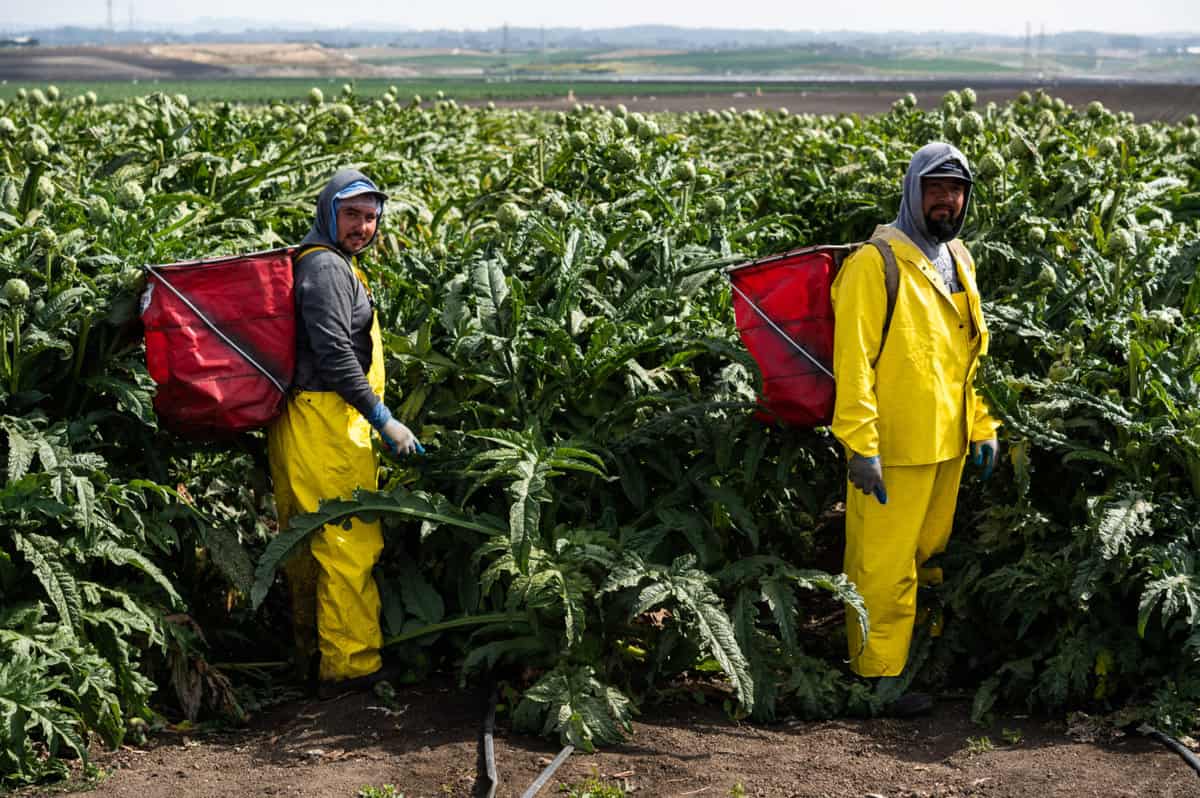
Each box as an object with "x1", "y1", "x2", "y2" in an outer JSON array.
[{"x1": 24, "y1": 678, "x2": 1199, "y2": 798}]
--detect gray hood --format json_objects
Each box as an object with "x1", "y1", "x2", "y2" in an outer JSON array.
[
  {"x1": 892, "y1": 142, "x2": 973, "y2": 261},
  {"x1": 300, "y1": 168, "x2": 387, "y2": 257}
]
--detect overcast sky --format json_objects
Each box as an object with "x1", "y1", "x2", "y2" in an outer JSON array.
[{"x1": 3, "y1": 0, "x2": 1198, "y2": 36}]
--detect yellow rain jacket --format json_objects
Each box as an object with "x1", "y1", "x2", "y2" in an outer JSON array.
[
  {"x1": 832, "y1": 222, "x2": 1000, "y2": 677},
  {"x1": 831, "y1": 224, "x2": 1000, "y2": 465}
]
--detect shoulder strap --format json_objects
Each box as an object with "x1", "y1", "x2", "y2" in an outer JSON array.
[
  {"x1": 294, "y1": 244, "x2": 372, "y2": 300},
  {"x1": 294, "y1": 244, "x2": 335, "y2": 263},
  {"x1": 946, "y1": 239, "x2": 972, "y2": 272},
  {"x1": 294, "y1": 243, "x2": 357, "y2": 275},
  {"x1": 867, "y1": 238, "x2": 899, "y2": 366}
]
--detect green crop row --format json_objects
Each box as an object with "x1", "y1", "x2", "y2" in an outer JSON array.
[
  {"x1": 0, "y1": 78, "x2": 832, "y2": 104},
  {"x1": 1, "y1": 83, "x2": 1198, "y2": 785}
]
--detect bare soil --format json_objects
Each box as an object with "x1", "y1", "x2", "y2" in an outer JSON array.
[
  {"x1": 140, "y1": 44, "x2": 381, "y2": 78},
  {"x1": 0, "y1": 44, "x2": 387, "y2": 81},
  {"x1": 0, "y1": 47, "x2": 230, "y2": 81},
  {"x1": 20, "y1": 676, "x2": 1199, "y2": 798}
]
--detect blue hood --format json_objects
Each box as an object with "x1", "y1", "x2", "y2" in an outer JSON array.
[{"x1": 301, "y1": 168, "x2": 387, "y2": 257}]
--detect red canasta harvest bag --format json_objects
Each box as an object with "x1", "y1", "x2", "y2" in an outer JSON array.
[
  {"x1": 141, "y1": 247, "x2": 297, "y2": 438},
  {"x1": 727, "y1": 240, "x2": 897, "y2": 427}
]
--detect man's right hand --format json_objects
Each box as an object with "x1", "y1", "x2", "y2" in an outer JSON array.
[
  {"x1": 367, "y1": 402, "x2": 425, "y2": 457},
  {"x1": 848, "y1": 454, "x2": 888, "y2": 505},
  {"x1": 380, "y1": 418, "x2": 423, "y2": 456}
]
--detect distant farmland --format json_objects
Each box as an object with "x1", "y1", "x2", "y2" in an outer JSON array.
[
  {"x1": 351, "y1": 44, "x2": 1197, "y2": 80},
  {"x1": 3, "y1": 41, "x2": 1198, "y2": 83},
  {"x1": 0, "y1": 42, "x2": 1197, "y2": 121}
]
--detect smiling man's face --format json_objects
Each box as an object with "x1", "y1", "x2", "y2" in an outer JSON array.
[
  {"x1": 335, "y1": 199, "x2": 379, "y2": 254},
  {"x1": 921, "y1": 176, "x2": 968, "y2": 241}
]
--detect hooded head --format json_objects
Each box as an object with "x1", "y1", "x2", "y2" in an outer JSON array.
[
  {"x1": 301, "y1": 168, "x2": 388, "y2": 256},
  {"x1": 893, "y1": 142, "x2": 973, "y2": 260}
]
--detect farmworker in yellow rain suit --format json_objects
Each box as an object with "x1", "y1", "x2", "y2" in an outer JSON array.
[
  {"x1": 268, "y1": 168, "x2": 422, "y2": 697},
  {"x1": 831, "y1": 142, "x2": 1001, "y2": 715}
]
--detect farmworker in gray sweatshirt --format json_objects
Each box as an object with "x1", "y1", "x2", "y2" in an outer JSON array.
[{"x1": 267, "y1": 168, "x2": 420, "y2": 697}]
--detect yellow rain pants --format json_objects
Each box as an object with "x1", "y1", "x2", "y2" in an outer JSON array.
[
  {"x1": 267, "y1": 262, "x2": 386, "y2": 683},
  {"x1": 844, "y1": 454, "x2": 965, "y2": 677}
]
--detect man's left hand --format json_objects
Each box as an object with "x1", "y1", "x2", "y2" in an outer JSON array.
[
  {"x1": 848, "y1": 454, "x2": 888, "y2": 505},
  {"x1": 970, "y1": 438, "x2": 1000, "y2": 481}
]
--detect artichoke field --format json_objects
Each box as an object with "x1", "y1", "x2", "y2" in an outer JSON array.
[{"x1": 2, "y1": 83, "x2": 1200, "y2": 784}]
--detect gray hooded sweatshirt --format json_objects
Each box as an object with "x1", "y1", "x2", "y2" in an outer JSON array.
[
  {"x1": 892, "y1": 142, "x2": 974, "y2": 293},
  {"x1": 292, "y1": 168, "x2": 386, "y2": 419}
]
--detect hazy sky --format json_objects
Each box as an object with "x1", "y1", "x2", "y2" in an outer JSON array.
[{"x1": 4, "y1": 0, "x2": 1199, "y2": 36}]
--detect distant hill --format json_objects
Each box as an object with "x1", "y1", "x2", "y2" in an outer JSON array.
[{"x1": 4, "y1": 24, "x2": 1198, "y2": 55}]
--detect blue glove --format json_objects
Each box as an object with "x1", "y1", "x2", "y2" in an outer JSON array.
[
  {"x1": 366, "y1": 402, "x2": 425, "y2": 456},
  {"x1": 970, "y1": 439, "x2": 999, "y2": 481},
  {"x1": 848, "y1": 454, "x2": 888, "y2": 505}
]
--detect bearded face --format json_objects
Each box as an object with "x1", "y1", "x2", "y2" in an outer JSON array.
[
  {"x1": 924, "y1": 212, "x2": 959, "y2": 242},
  {"x1": 921, "y1": 176, "x2": 968, "y2": 243}
]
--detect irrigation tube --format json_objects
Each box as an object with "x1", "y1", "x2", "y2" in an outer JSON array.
[
  {"x1": 469, "y1": 677, "x2": 576, "y2": 798},
  {"x1": 520, "y1": 745, "x2": 575, "y2": 798},
  {"x1": 474, "y1": 684, "x2": 499, "y2": 798},
  {"x1": 1142, "y1": 726, "x2": 1200, "y2": 777}
]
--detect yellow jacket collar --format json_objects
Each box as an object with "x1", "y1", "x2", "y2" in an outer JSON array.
[{"x1": 872, "y1": 225, "x2": 957, "y2": 304}]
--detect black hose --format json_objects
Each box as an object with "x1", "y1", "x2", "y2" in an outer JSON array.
[
  {"x1": 473, "y1": 682, "x2": 499, "y2": 798},
  {"x1": 520, "y1": 745, "x2": 574, "y2": 798},
  {"x1": 1142, "y1": 725, "x2": 1200, "y2": 777}
]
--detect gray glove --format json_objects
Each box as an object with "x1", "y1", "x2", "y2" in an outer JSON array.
[{"x1": 848, "y1": 454, "x2": 888, "y2": 505}]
